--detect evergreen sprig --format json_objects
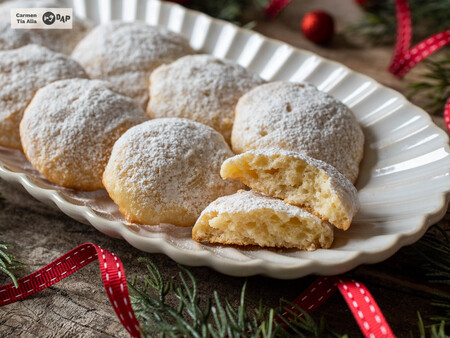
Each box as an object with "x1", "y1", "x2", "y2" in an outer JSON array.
[
  {"x1": 0, "y1": 191, "x2": 24, "y2": 287},
  {"x1": 0, "y1": 237, "x2": 24, "y2": 288},
  {"x1": 408, "y1": 55, "x2": 450, "y2": 115},
  {"x1": 129, "y1": 218, "x2": 450, "y2": 337},
  {"x1": 414, "y1": 222, "x2": 450, "y2": 326},
  {"x1": 128, "y1": 257, "x2": 343, "y2": 337},
  {"x1": 351, "y1": 0, "x2": 450, "y2": 45}
]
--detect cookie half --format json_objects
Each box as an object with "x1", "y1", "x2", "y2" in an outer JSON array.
[
  {"x1": 220, "y1": 149, "x2": 359, "y2": 230},
  {"x1": 231, "y1": 81, "x2": 364, "y2": 183},
  {"x1": 193, "y1": 190, "x2": 333, "y2": 251}
]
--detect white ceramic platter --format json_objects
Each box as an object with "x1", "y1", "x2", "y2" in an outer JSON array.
[{"x1": 1, "y1": 0, "x2": 449, "y2": 279}]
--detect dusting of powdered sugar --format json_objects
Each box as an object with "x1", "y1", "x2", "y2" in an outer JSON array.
[
  {"x1": 231, "y1": 81, "x2": 365, "y2": 183},
  {"x1": 71, "y1": 21, "x2": 194, "y2": 108},
  {"x1": 228, "y1": 148, "x2": 360, "y2": 218},
  {"x1": 199, "y1": 189, "x2": 326, "y2": 223},
  {"x1": 147, "y1": 54, "x2": 265, "y2": 144},
  {"x1": 0, "y1": 44, "x2": 88, "y2": 149},
  {"x1": 0, "y1": 0, "x2": 92, "y2": 54},
  {"x1": 20, "y1": 78, "x2": 147, "y2": 189},
  {"x1": 104, "y1": 118, "x2": 243, "y2": 220}
]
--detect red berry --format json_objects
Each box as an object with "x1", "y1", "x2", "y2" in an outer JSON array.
[{"x1": 301, "y1": 10, "x2": 334, "y2": 44}]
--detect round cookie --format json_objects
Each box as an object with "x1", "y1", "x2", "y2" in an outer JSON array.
[
  {"x1": 231, "y1": 81, "x2": 365, "y2": 183},
  {"x1": 193, "y1": 190, "x2": 334, "y2": 250},
  {"x1": 71, "y1": 21, "x2": 194, "y2": 109},
  {"x1": 20, "y1": 79, "x2": 147, "y2": 191},
  {"x1": 147, "y1": 54, "x2": 264, "y2": 144},
  {"x1": 221, "y1": 149, "x2": 360, "y2": 230},
  {"x1": 0, "y1": 44, "x2": 87, "y2": 149},
  {"x1": 102, "y1": 118, "x2": 244, "y2": 227},
  {"x1": 0, "y1": 0, "x2": 91, "y2": 54}
]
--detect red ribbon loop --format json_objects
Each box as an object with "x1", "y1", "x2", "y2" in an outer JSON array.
[
  {"x1": 278, "y1": 276, "x2": 395, "y2": 338},
  {"x1": 0, "y1": 243, "x2": 141, "y2": 338},
  {"x1": 389, "y1": 0, "x2": 450, "y2": 78}
]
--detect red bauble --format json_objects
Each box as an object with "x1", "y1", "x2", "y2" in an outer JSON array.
[{"x1": 301, "y1": 10, "x2": 334, "y2": 44}]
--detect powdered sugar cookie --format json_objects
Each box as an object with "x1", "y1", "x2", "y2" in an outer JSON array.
[
  {"x1": 0, "y1": 45, "x2": 87, "y2": 149},
  {"x1": 72, "y1": 21, "x2": 194, "y2": 108},
  {"x1": 0, "y1": 0, "x2": 91, "y2": 55},
  {"x1": 221, "y1": 149, "x2": 359, "y2": 230},
  {"x1": 231, "y1": 81, "x2": 364, "y2": 183},
  {"x1": 147, "y1": 54, "x2": 264, "y2": 144},
  {"x1": 20, "y1": 79, "x2": 147, "y2": 190},
  {"x1": 103, "y1": 118, "x2": 244, "y2": 227},
  {"x1": 193, "y1": 190, "x2": 334, "y2": 250}
]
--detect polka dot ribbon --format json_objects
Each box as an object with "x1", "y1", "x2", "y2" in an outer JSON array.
[
  {"x1": 388, "y1": 0, "x2": 450, "y2": 131},
  {"x1": 278, "y1": 276, "x2": 395, "y2": 338},
  {"x1": 0, "y1": 243, "x2": 141, "y2": 338}
]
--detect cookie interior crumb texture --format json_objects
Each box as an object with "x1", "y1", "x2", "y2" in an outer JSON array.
[
  {"x1": 193, "y1": 190, "x2": 334, "y2": 250},
  {"x1": 220, "y1": 149, "x2": 359, "y2": 230}
]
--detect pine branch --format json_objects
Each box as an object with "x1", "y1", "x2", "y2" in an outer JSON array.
[
  {"x1": 128, "y1": 257, "x2": 344, "y2": 337},
  {"x1": 414, "y1": 223, "x2": 450, "y2": 327},
  {"x1": 350, "y1": 0, "x2": 450, "y2": 45},
  {"x1": 407, "y1": 55, "x2": 450, "y2": 115}
]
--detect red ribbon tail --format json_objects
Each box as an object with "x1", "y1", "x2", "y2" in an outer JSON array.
[
  {"x1": 337, "y1": 279, "x2": 395, "y2": 337},
  {"x1": 276, "y1": 277, "x2": 395, "y2": 338},
  {"x1": 391, "y1": 29, "x2": 450, "y2": 78}
]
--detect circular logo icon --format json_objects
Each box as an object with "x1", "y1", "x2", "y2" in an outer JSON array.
[{"x1": 42, "y1": 11, "x2": 55, "y2": 25}]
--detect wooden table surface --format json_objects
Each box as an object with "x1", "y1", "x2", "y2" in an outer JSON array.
[{"x1": 0, "y1": 0, "x2": 449, "y2": 336}]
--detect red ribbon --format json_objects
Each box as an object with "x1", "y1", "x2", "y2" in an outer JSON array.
[
  {"x1": 0, "y1": 243, "x2": 141, "y2": 337},
  {"x1": 389, "y1": 0, "x2": 450, "y2": 78},
  {"x1": 445, "y1": 98, "x2": 450, "y2": 132},
  {"x1": 279, "y1": 276, "x2": 395, "y2": 338},
  {"x1": 388, "y1": 0, "x2": 450, "y2": 131},
  {"x1": 0, "y1": 244, "x2": 395, "y2": 337},
  {"x1": 264, "y1": 0, "x2": 293, "y2": 19}
]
